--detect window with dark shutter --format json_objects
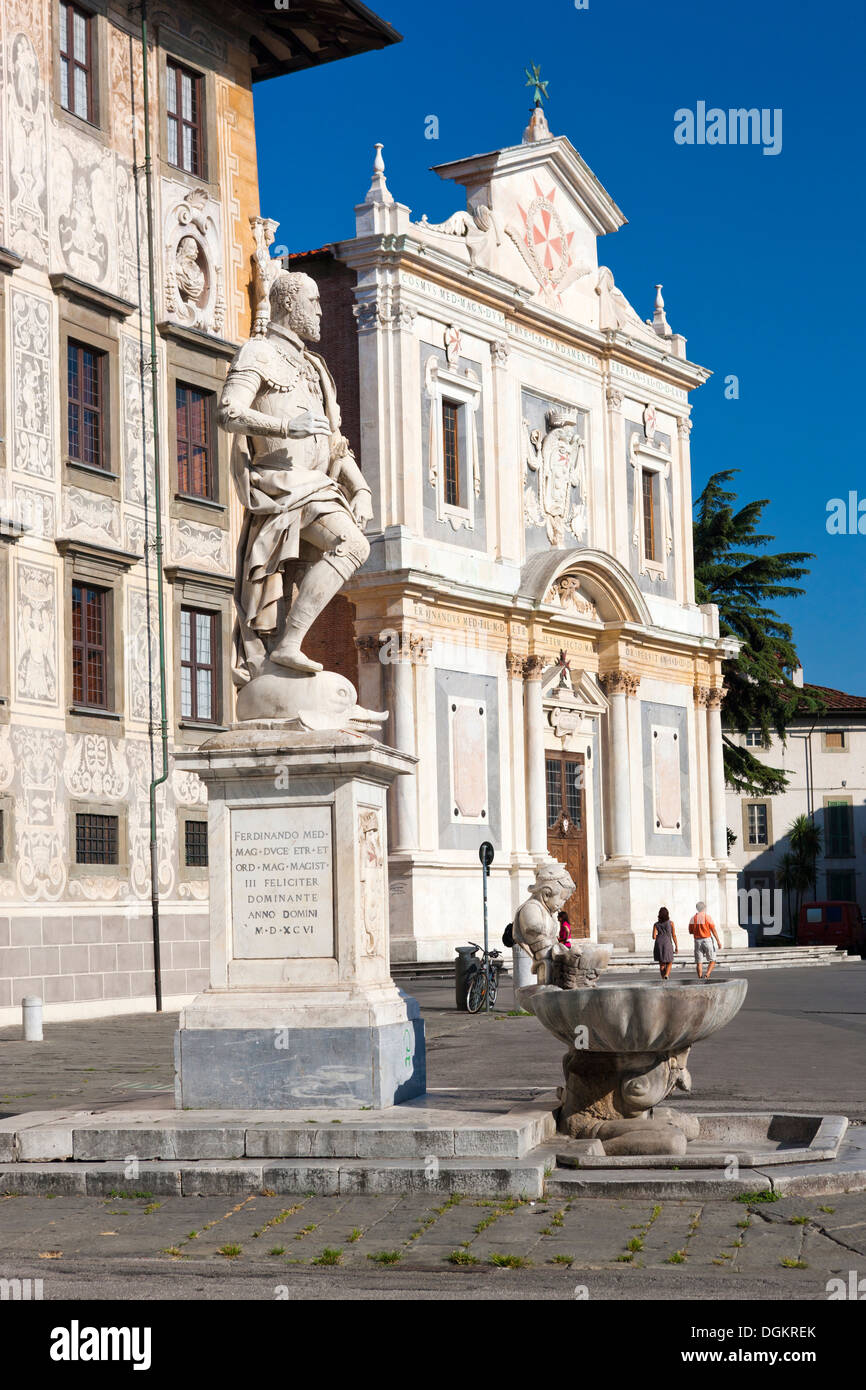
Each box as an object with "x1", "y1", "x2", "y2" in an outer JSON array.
[
  {"x1": 176, "y1": 384, "x2": 215, "y2": 500},
  {"x1": 67, "y1": 341, "x2": 107, "y2": 470},
  {"x1": 72, "y1": 583, "x2": 109, "y2": 709}
]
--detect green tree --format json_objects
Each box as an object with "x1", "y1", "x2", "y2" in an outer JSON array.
[
  {"x1": 779, "y1": 815, "x2": 823, "y2": 928},
  {"x1": 693, "y1": 470, "x2": 821, "y2": 795}
]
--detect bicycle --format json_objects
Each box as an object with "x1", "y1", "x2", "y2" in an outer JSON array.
[{"x1": 464, "y1": 942, "x2": 503, "y2": 1013}]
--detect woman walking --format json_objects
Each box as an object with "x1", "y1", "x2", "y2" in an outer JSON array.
[{"x1": 652, "y1": 907, "x2": 677, "y2": 980}]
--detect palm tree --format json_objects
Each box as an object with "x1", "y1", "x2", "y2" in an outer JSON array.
[{"x1": 781, "y1": 815, "x2": 823, "y2": 927}]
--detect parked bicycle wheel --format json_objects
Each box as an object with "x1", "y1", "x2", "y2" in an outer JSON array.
[
  {"x1": 487, "y1": 971, "x2": 498, "y2": 1006},
  {"x1": 466, "y1": 971, "x2": 486, "y2": 1013}
]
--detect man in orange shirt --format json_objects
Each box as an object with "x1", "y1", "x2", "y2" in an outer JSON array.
[{"x1": 689, "y1": 900, "x2": 721, "y2": 980}]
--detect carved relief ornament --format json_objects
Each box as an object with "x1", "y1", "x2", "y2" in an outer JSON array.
[{"x1": 599, "y1": 670, "x2": 640, "y2": 697}]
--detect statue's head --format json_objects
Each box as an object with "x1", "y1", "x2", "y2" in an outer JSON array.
[
  {"x1": 528, "y1": 860, "x2": 576, "y2": 913},
  {"x1": 179, "y1": 235, "x2": 198, "y2": 261},
  {"x1": 270, "y1": 270, "x2": 321, "y2": 342}
]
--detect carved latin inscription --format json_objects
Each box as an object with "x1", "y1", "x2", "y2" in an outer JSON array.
[{"x1": 231, "y1": 804, "x2": 334, "y2": 959}]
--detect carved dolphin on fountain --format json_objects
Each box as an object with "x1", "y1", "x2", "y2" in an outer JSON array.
[{"x1": 236, "y1": 665, "x2": 387, "y2": 734}]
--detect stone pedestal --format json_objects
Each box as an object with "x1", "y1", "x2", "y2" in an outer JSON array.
[{"x1": 174, "y1": 725, "x2": 425, "y2": 1109}]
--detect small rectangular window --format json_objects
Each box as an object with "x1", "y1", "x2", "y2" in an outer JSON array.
[
  {"x1": 176, "y1": 384, "x2": 215, "y2": 500},
  {"x1": 59, "y1": 2, "x2": 95, "y2": 123},
  {"x1": 826, "y1": 801, "x2": 853, "y2": 857},
  {"x1": 642, "y1": 470, "x2": 656, "y2": 561},
  {"x1": 825, "y1": 731, "x2": 846, "y2": 749},
  {"x1": 827, "y1": 870, "x2": 856, "y2": 901},
  {"x1": 67, "y1": 341, "x2": 107, "y2": 470},
  {"x1": 745, "y1": 729, "x2": 765, "y2": 747},
  {"x1": 545, "y1": 757, "x2": 562, "y2": 830},
  {"x1": 167, "y1": 60, "x2": 203, "y2": 176},
  {"x1": 747, "y1": 803, "x2": 768, "y2": 846},
  {"x1": 442, "y1": 400, "x2": 460, "y2": 508},
  {"x1": 180, "y1": 607, "x2": 218, "y2": 723},
  {"x1": 75, "y1": 812, "x2": 118, "y2": 865},
  {"x1": 72, "y1": 583, "x2": 109, "y2": 709},
  {"x1": 184, "y1": 819, "x2": 209, "y2": 867}
]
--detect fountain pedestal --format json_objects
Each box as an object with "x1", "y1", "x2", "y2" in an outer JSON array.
[{"x1": 519, "y1": 978, "x2": 748, "y2": 1158}]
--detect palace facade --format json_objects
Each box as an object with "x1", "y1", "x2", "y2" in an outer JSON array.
[
  {"x1": 0, "y1": 0, "x2": 398, "y2": 1023},
  {"x1": 294, "y1": 105, "x2": 743, "y2": 960}
]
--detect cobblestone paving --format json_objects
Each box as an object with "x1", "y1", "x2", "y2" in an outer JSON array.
[{"x1": 3, "y1": 1189, "x2": 865, "y2": 1298}]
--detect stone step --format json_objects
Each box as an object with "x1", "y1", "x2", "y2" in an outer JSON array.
[
  {"x1": 0, "y1": 1157, "x2": 547, "y2": 1199},
  {"x1": 391, "y1": 945, "x2": 854, "y2": 979},
  {"x1": 0, "y1": 1100, "x2": 556, "y2": 1164}
]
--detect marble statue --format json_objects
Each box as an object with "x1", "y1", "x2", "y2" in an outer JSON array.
[
  {"x1": 512, "y1": 860, "x2": 610, "y2": 987},
  {"x1": 219, "y1": 270, "x2": 374, "y2": 689},
  {"x1": 176, "y1": 235, "x2": 205, "y2": 304}
]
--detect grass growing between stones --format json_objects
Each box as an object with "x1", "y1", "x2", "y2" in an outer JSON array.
[
  {"x1": 780, "y1": 1258, "x2": 808, "y2": 1269},
  {"x1": 489, "y1": 1253, "x2": 531, "y2": 1268},
  {"x1": 312, "y1": 1248, "x2": 343, "y2": 1266},
  {"x1": 251, "y1": 1203, "x2": 305, "y2": 1240},
  {"x1": 367, "y1": 1250, "x2": 401, "y2": 1265},
  {"x1": 735, "y1": 1191, "x2": 781, "y2": 1205},
  {"x1": 218, "y1": 1244, "x2": 242, "y2": 1259},
  {"x1": 448, "y1": 1249, "x2": 480, "y2": 1265}
]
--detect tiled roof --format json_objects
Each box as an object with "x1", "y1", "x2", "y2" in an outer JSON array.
[
  {"x1": 286, "y1": 246, "x2": 334, "y2": 261},
  {"x1": 802, "y1": 683, "x2": 866, "y2": 712}
]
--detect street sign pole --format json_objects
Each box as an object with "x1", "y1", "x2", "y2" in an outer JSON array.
[{"x1": 479, "y1": 842, "x2": 494, "y2": 1014}]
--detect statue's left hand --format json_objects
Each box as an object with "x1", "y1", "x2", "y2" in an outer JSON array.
[{"x1": 352, "y1": 491, "x2": 374, "y2": 529}]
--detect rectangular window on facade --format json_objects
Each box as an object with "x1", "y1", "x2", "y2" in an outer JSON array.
[
  {"x1": 826, "y1": 800, "x2": 854, "y2": 857},
  {"x1": 184, "y1": 819, "x2": 209, "y2": 868},
  {"x1": 545, "y1": 757, "x2": 562, "y2": 830},
  {"x1": 745, "y1": 729, "x2": 766, "y2": 747},
  {"x1": 642, "y1": 469, "x2": 656, "y2": 561},
  {"x1": 825, "y1": 730, "x2": 846, "y2": 750},
  {"x1": 747, "y1": 802, "x2": 769, "y2": 846},
  {"x1": 176, "y1": 384, "x2": 215, "y2": 500},
  {"x1": 59, "y1": 1, "x2": 94, "y2": 122},
  {"x1": 180, "y1": 607, "x2": 218, "y2": 723},
  {"x1": 67, "y1": 341, "x2": 107, "y2": 470},
  {"x1": 75, "y1": 812, "x2": 118, "y2": 865},
  {"x1": 442, "y1": 400, "x2": 460, "y2": 508},
  {"x1": 71, "y1": 583, "x2": 109, "y2": 708},
  {"x1": 827, "y1": 869, "x2": 856, "y2": 901},
  {"x1": 166, "y1": 60, "x2": 203, "y2": 175}
]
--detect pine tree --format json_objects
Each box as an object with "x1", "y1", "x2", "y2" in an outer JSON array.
[{"x1": 693, "y1": 470, "x2": 822, "y2": 795}]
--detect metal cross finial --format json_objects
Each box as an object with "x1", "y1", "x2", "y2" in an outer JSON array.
[{"x1": 525, "y1": 63, "x2": 549, "y2": 107}]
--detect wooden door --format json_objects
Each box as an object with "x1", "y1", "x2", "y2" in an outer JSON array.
[{"x1": 545, "y1": 751, "x2": 589, "y2": 938}]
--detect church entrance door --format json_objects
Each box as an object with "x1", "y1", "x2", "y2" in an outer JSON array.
[{"x1": 545, "y1": 750, "x2": 589, "y2": 937}]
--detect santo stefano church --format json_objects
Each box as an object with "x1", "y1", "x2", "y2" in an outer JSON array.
[
  {"x1": 0, "y1": 0, "x2": 741, "y2": 1023},
  {"x1": 296, "y1": 102, "x2": 741, "y2": 964}
]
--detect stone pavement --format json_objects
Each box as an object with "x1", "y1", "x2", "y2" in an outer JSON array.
[
  {"x1": 2, "y1": 1187, "x2": 865, "y2": 1299},
  {"x1": 1, "y1": 964, "x2": 865, "y2": 1119}
]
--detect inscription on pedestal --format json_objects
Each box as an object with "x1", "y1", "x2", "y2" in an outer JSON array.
[{"x1": 230, "y1": 804, "x2": 334, "y2": 959}]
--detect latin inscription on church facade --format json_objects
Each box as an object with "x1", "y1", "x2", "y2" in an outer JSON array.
[{"x1": 230, "y1": 805, "x2": 334, "y2": 959}]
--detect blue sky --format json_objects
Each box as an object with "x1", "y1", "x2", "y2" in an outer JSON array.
[{"x1": 254, "y1": 0, "x2": 866, "y2": 692}]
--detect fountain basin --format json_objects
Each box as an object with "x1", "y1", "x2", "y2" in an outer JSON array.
[{"x1": 517, "y1": 977, "x2": 748, "y2": 1053}]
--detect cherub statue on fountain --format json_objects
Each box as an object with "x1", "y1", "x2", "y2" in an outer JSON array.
[{"x1": 512, "y1": 861, "x2": 611, "y2": 988}]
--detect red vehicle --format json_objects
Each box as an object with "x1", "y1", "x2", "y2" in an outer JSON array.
[{"x1": 797, "y1": 901, "x2": 866, "y2": 956}]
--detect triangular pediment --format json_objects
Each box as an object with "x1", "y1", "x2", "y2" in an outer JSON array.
[{"x1": 415, "y1": 130, "x2": 647, "y2": 326}]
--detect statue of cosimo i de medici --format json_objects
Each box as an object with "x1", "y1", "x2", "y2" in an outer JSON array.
[{"x1": 218, "y1": 269, "x2": 373, "y2": 683}]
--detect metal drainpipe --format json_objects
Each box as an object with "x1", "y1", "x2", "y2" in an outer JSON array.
[{"x1": 137, "y1": 0, "x2": 169, "y2": 1012}]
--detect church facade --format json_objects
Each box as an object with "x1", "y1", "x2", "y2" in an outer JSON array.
[{"x1": 294, "y1": 107, "x2": 742, "y2": 960}]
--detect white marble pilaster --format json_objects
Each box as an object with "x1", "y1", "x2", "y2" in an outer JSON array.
[
  {"x1": 600, "y1": 671, "x2": 639, "y2": 858},
  {"x1": 524, "y1": 656, "x2": 547, "y2": 857}
]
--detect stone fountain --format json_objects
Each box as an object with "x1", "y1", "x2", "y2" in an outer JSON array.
[{"x1": 513, "y1": 861, "x2": 747, "y2": 1159}]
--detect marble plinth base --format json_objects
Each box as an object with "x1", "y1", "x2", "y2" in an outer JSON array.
[
  {"x1": 173, "y1": 727, "x2": 424, "y2": 1111},
  {"x1": 175, "y1": 994, "x2": 425, "y2": 1110}
]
